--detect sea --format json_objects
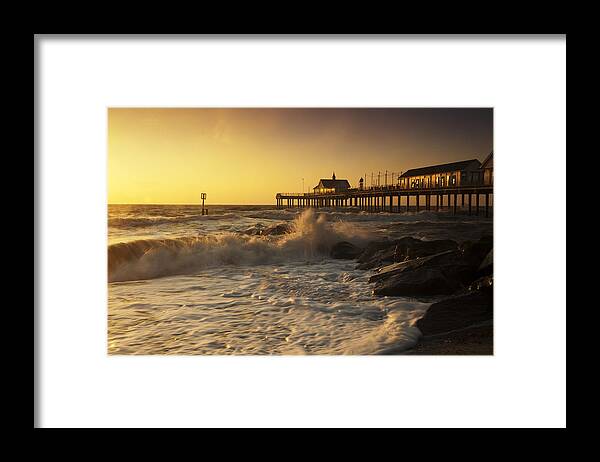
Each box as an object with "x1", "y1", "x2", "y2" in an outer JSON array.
[{"x1": 108, "y1": 204, "x2": 492, "y2": 355}]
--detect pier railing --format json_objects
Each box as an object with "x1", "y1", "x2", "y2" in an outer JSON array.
[
  {"x1": 277, "y1": 181, "x2": 492, "y2": 198},
  {"x1": 276, "y1": 182, "x2": 493, "y2": 217}
]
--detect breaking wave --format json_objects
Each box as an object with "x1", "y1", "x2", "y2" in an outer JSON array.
[{"x1": 108, "y1": 209, "x2": 372, "y2": 282}]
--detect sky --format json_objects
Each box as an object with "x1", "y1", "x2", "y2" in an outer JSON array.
[{"x1": 108, "y1": 108, "x2": 492, "y2": 204}]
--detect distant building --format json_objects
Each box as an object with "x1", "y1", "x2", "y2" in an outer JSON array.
[
  {"x1": 313, "y1": 172, "x2": 351, "y2": 194},
  {"x1": 400, "y1": 159, "x2": 482, "y2": 189},
  {"x1": 481, "y1": 151, "x2": 493, "y2": 185}
]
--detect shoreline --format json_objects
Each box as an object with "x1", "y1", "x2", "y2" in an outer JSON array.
[
  {"x1": 401, "y1": 324, "x2": 493, "y2": 355},
  {"x1": 344, "y1": 232, "x2": 493, "y2": 356}
]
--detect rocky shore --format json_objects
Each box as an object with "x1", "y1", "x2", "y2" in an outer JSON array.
[{"x1": 331, "y1": 233, "x2": 494, "y2": 355}]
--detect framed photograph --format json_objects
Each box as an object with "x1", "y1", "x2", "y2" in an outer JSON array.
[{"x1": 35, "y1": 34, "x2": 566, "y2": 428}]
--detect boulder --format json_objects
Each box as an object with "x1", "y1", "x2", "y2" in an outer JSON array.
[
  {"x1": 356, "y1": 239, "x2": 403, "y2": 264},
  {"x1": 478, "y1": 249, "x2": 493, "y2": 275},
  {"x1": 373, "y1": 266, "x2": 461, "y2": 296},
  {"x1": 330, "y1": 241, "x2": 363, "y2": 259},
  {"x1": 369, "y1": 250, "x2": 457, "y2": 283},
  {"x1": 370, "y1": 248, "x2": 481, "y2": 296},
  {"x1": 460, "y1": 234, "x2": 493, "y2": 268},
  {"x1": 356, "y1": 237, "x2": 458, "y2": 270},
  {"x1": 415, "y1": 290, "x2": 493, "y2": 336},
  {"x1": 469, "y1": 274, "x2": 493, "y2": 293}
]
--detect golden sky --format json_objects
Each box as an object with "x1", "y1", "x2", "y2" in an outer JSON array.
[{"x1": 108, "y1": 108, "x2": 492, "y2": 204}]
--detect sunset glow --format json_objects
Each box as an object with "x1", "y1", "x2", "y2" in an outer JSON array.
[{"x1": 108, "y1": 108, "x2": 493, "y2": 204}]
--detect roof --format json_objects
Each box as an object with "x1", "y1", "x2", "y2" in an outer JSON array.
[
  {"x1": 314, "y1": 179, "x2": 351, "y2": 189},
  {"x1": 400, "y1": 159, "x2": 481, "y2": 178},
  {"x1": 481, "y1": 151, "x2": 493, "y2": 168}
]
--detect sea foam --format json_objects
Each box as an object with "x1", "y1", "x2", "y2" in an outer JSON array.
[{"x1": 108, "y1": 208, "x2": 372, "y2": 282}]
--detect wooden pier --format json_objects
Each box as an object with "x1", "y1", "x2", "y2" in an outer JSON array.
[{"x1": 276, "y1": 185, "x2": 494, "y2": 217}]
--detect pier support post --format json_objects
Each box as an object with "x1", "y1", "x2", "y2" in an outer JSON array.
[
  {"x1": 407, "y1": 195, "x2": 410, "y2": 213},
  {"x1": 476, "y1": 194, "x2": 480, "y2": 216},
  {"x1": 468, "y1": 194, "x2": 472, "y2": 215},
  {"x1": 416, "y1": 194, "x2": 420, "y2": 213},
  {"x1": 453, "y1": 194, "x2": 457, "y2": 215},
  {"x1": 485, "y1": 194, "x2": 489, "y2": 217}
]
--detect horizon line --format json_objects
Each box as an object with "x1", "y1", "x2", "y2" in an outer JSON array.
[{"x1": 108, "y1": 203, "x2": 275, "y2": 206}]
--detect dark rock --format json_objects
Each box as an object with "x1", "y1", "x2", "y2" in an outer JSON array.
[
  {"x1": 356, "y1": 237, "x2": 458, "y2": 270},
  {"x1": 370, "y1": 247, "x2": 481, "y2": 296},
  {"x1": 357, "y1": 239, "x2": 404, "y2": 264},
  {"x1": 369, "y1": 250, "x2": 456, "y2": 283},
  {"x1": 416, "y1": 290, "x2": 493, "y2": 336},
  {"x1": 330, "y1": 241, "x2": 363, "y2": 259},
  {"x1": 478, "y1": 249, "x2": 493, "y2": 275},
  {"x1": 469, "y1": 274, "x2": 493, "y2": 293},
  {"x1": 460, "y1": 235, "x2": 493, "y2": 268},
  {"x1": 401, "y1": 238, "x2": 459, "y2": 261},
  {"x1": 373, "y1": 266, "x2": 461, "y2": 296},
  {"x1": 262, "y1": 223, "x2": 293, "y2": 236}
]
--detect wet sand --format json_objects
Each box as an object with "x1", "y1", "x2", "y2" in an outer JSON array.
[{"x1": 403, "y1": 325, "x2": 493, "y2": 355}]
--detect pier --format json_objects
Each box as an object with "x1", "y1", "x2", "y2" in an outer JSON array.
[
  {"x1": 275, "y1": 185, "x2": 493, "y2": 217},
  {"x1": 276, "y1": 155, "x2": 494, "y2": 217}
]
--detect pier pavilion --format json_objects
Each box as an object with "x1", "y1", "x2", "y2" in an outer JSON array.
[{"x1": 313, "y1": 173, "x2": 351, "y2": 194}]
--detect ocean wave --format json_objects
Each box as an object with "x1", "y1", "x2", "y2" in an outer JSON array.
[
  {"x1": 108, "y1": 209, "x2": 372, "y2": 282},
  {"x1": 108, "y1": 212, "x2": 240, "y2": 228}
]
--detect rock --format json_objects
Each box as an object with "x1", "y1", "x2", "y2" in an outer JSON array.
[
  {"x1": 356, "y1": 237, "x2": 458, "y2": 270},
  {"x1": 330, "y1": 241, "x2": 363, "y2": 259},
  {"x1": 415, "y1": 290, "x2": 493, "y2": 336},
  {"x1": 262, "y1": 223, "x2": 293, "y2": 235},
  {"x1": 373, "y1": 266, "x2": 461, "y2": 296},
  {"x1": 400, "y1": 238, "x2": 458, "y2": 261},
  {"x1": 469, "y1": 274, "x2": 493, "y2": 293},
  {"x1": 370, "y1": 248, "x2": 480, "y2": 296},
  {"x1": 357, "y1": 239, "x2": 402, "y2": 264},
  {"x1": 460, "y1": 235, "x2": 493, "y2": 268},
  {"x1": 478, "y1": 249, "x2": 493, "y2": 275},
  {"x1": 369, "y1": 250, "x2": 456, "y2": 283}
]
